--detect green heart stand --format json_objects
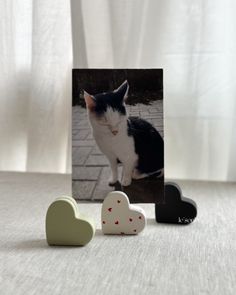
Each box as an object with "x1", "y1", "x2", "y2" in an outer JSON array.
[{"x1": 46, "y1": 196, "x2": 95, "y2": 246}]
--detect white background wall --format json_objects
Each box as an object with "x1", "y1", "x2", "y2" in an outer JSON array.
[
  {"x1": 71, "y1": 0, "x2": 236, "y2": 181},
  {"x1": 0, "y1": 0, "x2": 236, "y2": 181}
]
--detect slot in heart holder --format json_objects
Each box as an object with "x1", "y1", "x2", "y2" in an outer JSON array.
[
  {"x1": 46, "y1": 196, "x2": 95, "y2": 246},
  {"x1": 155, "y1": 182, "x2": 197, "y2": 224},
  {"x1": 102, "y1": 191, "x2": 146, "y2": 235}
]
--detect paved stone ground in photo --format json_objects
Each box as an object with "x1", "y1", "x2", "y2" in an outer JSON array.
[{"x1": 72, "y1": 101, "x2": 163, "y2": 201}]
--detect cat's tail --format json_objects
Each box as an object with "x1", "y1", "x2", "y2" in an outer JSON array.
[
  {"x1": 132, "y1": 168, "x2": 164, "y2": 180},
  {"x1": 147, "y1": 168, "x2": 164, "y2": 178}
]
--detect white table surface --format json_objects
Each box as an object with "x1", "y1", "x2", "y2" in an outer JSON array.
[{"x1": 0, "y1": 172, "x2": 235, "y2": 295}]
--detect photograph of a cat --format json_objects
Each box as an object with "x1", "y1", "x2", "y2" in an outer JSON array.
[{"x1": 84, "y1": 80, "x2": 164, "y2": 187}]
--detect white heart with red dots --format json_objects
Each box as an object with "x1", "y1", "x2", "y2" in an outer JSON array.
[{"x1": 101, "y1": 191, "x2": 146, "y2": 235}]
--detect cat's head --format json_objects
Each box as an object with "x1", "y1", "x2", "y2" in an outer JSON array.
[{"x1": 84, "y1": 80, "x2": 129, "y2": 136}]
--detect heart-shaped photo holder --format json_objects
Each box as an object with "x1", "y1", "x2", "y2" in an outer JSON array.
[
  {"x1": 155, "y1": 182, "x2": 197, "y2": 224},
  {"x1": 102, "y1": 191, "x2": 146, "y2": 235},
  {"x1": 46, "y1": 196, "x2": 95, "y2": 246}
]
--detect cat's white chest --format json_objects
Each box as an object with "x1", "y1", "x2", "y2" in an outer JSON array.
[{"x1": 94, "y1": 131, "x2": 137, "y2": 162}]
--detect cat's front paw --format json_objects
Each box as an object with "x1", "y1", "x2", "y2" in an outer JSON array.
[
  {"x1": 121, "y1": 177, "x2": 132, "y2": 187},
  {"x1": 108, "y1": 178, "x2": 118, "y2": 187}
]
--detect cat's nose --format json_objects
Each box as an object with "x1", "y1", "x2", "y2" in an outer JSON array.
[{"x1": 112, "y1": 130, "x2": 118, "y2": 135}]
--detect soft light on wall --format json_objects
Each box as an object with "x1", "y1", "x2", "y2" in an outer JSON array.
[
  {"x1": 0, "y1": 0, "x2": 236, "y2": 181},
  {"x1": 71, "y1": 0, "x2": 236, "y2": 181}
]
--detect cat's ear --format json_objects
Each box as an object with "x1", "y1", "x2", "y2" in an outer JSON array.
[
  {"x1": 84, "y1": 91, "x2": 96, "y2": 110},
  {"x1": 114, "y1": 80, "x2": 129, "y2": 101}
]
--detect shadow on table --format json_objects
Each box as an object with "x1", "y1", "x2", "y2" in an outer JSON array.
[{"x1": 0, "y1": 239, "x2": 49, "y2": 252}]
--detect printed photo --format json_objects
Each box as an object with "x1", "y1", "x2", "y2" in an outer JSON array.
[{"x1": 72, "y1": 69, "x2": 164, "y2": 203}]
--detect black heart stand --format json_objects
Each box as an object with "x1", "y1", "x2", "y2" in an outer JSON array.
[{"x1": 155, "y1": 182, "x2": 197, "y2": 224}]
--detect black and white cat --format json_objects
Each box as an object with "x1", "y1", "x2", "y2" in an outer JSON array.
[{"x1": 84, "y1": 80, "x2": 164, "y2": 187}]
